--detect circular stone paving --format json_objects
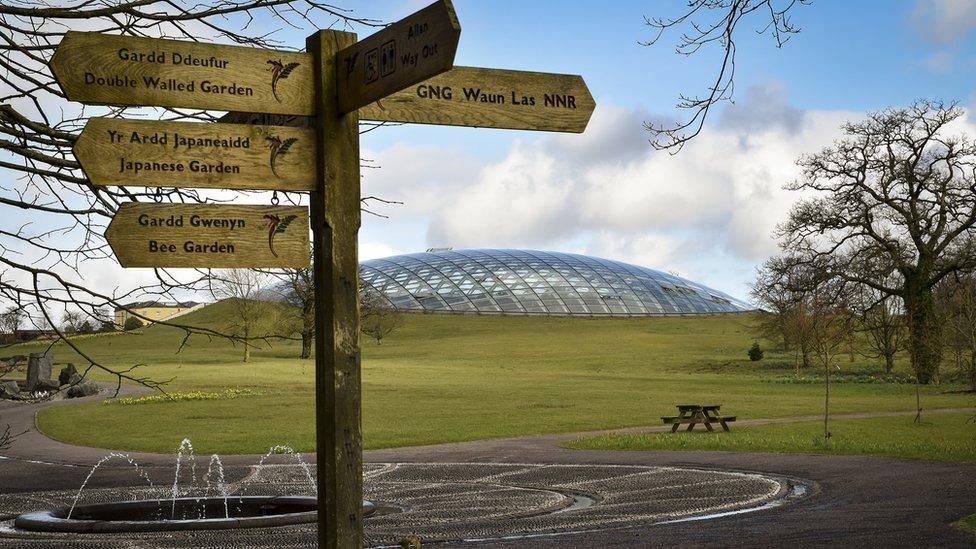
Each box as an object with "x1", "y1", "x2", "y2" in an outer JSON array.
[{"x1": 0, "y1": 462, "x2": 800, "y2": 547}]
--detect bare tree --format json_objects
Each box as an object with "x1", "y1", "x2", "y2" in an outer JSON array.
[
  {"x1": 752, "y1": 257, "x2": 814, "y2": 373},
  {"x1": 61, "y1": 310, "x2": 84, "y2": 334},
  {"x1": 0, "y1": 305, "x2": 22, "y2": 342},
  {"x1": 937, "y1": 273, "x2": 976, "y2": 392},
  {"x1": 851, "y1": 281, "x2": 906, "y2": 374},
  {"x1": 210, "y1": 270, "x2": 278, "y2": 363},
  {"x1": 806, "y1": 282, "x2": 855, "y2": 439},
  {"x1": 774, "y1": 100, "x2": 976, "y2": 384},
  {"x1": 93, "y1": 307, "x2": 113, "y2": 332},
  {"x1": 265, "y1": 264, "x2": 315, "y2": 359},
  {"x1": 0, "y1": 1, "x2": 381, "y2": 391},
  {"x1": 360, "y1": 285, "x2": 402, "y2": 345},
  {"x1": 641, "y1": 0, "x2": 810, "y2": 152}
]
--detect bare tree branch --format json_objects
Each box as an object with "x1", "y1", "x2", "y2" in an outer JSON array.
[{"x1": 641, "y1": 0, "x2": 809, "y2": 152}]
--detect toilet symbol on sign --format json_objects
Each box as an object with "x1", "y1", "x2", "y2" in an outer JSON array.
[{"x1": 380, "y1": 40, "x2": 396, "y2": 77}]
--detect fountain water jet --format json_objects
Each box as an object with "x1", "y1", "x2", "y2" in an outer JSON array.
[
  {"x1": 203, "y1": 454, "x2": 229, "y2": 519},
  {"x1": 170, "y1": 438, "x2": 197, "y2": 518},
  {"x1": 67, "y1": 452, "x2": 156, "y2": 519},
  {"x1": 15, "y1": 438, "x2": 379, "y2": 533},
  {"x1": 236, "y1": 444, "x2": 316, "y2": 497}
]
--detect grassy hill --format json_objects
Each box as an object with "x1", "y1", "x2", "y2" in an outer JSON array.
[{"x1": 10, "y1": 302, "x2": 973, "y2": 454}]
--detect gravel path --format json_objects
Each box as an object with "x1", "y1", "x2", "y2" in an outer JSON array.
[{"x1": 0, "y1": 387, "x2": 974, "y2": 547}]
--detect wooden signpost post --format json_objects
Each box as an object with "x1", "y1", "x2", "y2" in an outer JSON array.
[{"x1": 51, "y1": 0, "x2": 594, "y2": 546}]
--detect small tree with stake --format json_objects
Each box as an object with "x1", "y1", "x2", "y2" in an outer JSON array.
[{"x1": 807, "y1": 280, "x2": 855, "y2": 440}]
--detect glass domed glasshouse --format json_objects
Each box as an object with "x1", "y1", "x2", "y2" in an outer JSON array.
[{"x1": 360, "y1": 249, "x2": 752, "y2": 316}]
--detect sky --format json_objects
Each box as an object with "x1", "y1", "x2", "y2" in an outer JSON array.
[
  {"x1": 336, "y1": 0, "x2": 976, "y2": 301},
  {"x1": 8, "y1": 0, "x2": 976, "y2": 310}
]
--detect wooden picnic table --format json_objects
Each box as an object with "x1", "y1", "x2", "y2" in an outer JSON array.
[{"x1": 662, "y1": 404, "x2": 736, "y2": 432}]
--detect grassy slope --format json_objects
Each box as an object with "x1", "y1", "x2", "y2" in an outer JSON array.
[
  {"x1": 564, "y1": 413, "x2": 976, "y2": 463},
  {"x1": 19, "y1": 302, "x2": 976, "y2": 454},
  {"x1": 954, "y1": 513, "x2": 976, "y2": 536}
]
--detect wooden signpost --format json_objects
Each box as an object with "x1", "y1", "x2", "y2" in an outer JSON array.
[
  {"x1": 105, "y1": 203, "x2": 309, "y2": 268},
  {"x1": 50, "y1": 31, "x2": 314, "y2": 115},
  {"x1": 360, "y1": 66, "x2": 595, "y2": 133},
  {"x1": 335, "y1": 0, "x2": 460, "y2": 113},
  {"x1": 221, "y1": 65, "x2": 596, "y2": 133},
  {"x1": 51, "y1": 0, "x2": 594, "y2": 546},
  {"x1": 75, "y1": 118, "x2": 316, "y2": 191}
]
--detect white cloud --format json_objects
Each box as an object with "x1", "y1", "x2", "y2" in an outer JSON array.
[
  {"x1": 912, "y1": 0, "x2": 976, "y2": 44},
  {"x1": 360, "y1": 240, "x2": 403, "y2": 261},
  {"x1": 918, "y1": 50, "x2": 954, "y2": 72},
  {"x1": 359, "y1": 84, "x2": 857, "y2": 298}
]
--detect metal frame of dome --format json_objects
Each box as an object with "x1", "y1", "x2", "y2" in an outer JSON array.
[{"x1": 360, "y1": 249, "x2": 752, "y2": 316}]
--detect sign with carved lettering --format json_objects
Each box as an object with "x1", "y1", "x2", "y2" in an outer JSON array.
[
  {"x1": 105, "y1": 203, "x2": 309, "y2": 268},
  {"x1": 221, "y1": 66, "x2": 595, "y2": 133},
  {"x1": 360, "y1": 66, "x2": 595, "y2": 133},
  {"x1": 75, "y1": 118, "x2": 316, "y2": 191},
  {"x1": 50, "y1": 32, "x2": 314, "y2": 115},
  {"x1": 337, "y1": 0, "x2": 460, "y2": 113}
]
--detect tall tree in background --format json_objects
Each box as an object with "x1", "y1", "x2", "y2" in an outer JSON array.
[
  {"x1": 210, "y1": 270, "x2": 277, "y2": 363},
  {"x1": 0, "y1": 306, "x2": 22, "y2": 342},
  {"x1": 641, "y1": 0, "x2": 810, "y2": 152},
  {"x1": 751, "y1": 257, "x2": 814, "y2": 373},
  {"x1": 850, "y1": 274, "x2": 905, "y2": 374},
  {"x1": 268, "y1": 264, "x2": 316, "y2": 360},
  {"x1": 360, "y1": 286, "x2": 402, "y2": 345},
  {"x1": 772, "y1": 100, "x2": 976, "y2": 383},
  {"x1": 0, "y1": 1, "x2": 380, "y2": 390},
  {"x1": 937, "y1": 273, "x2": 976, "y2": 391},
  {"x1": 60, "y1": 310, "x2": 84, "y2": 334}
]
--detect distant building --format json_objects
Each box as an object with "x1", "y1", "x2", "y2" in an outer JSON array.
[
  {"x1": 361, "y1": 249, "x2": 753, "y2": 316},
  {"x1": 114, "y1": 301, "x2": 204, "y2": 329}
]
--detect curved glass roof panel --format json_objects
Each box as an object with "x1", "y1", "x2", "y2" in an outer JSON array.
[{"x1": 360, "y1": 249, "x2": 752, "y2": 316}]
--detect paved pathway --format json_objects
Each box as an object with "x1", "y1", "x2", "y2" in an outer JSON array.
[{"x1": 1, "y1": 387, "x2": 975, "y2": 547}]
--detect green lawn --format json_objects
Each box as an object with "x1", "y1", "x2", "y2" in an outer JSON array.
[
  {"x1": 564, "y1": 413, "x2": 976, "y2": 462},
  {"x1": 954, "y1": 513, "x2": 976, "y2": 536},
  {"x1": 11, "y1": 302, "x2": 973, "y2": 455}
]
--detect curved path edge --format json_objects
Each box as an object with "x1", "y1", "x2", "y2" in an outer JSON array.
[
  {"x1": 0, "y1": 385, "x2": 975, "y2": 546},
  {"x1": 0, "y1": 382, "x2": 973, "y2": 467}
]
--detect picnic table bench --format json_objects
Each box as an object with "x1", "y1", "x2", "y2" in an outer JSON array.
[{"x1": 662, "y1": 404, "x2": 736, "y2": 432}]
